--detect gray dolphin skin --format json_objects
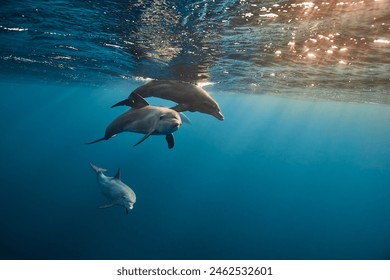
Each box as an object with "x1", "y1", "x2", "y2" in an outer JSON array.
[
  {"x1": 90, "y1": 163, "x2": 136, "y2": 214},
  {"x1": 111, "y1": 80, "x2": 224, "y2": 120},
  {"x1": 87, "y1": 95, "x2": 182, "y2": 149}
]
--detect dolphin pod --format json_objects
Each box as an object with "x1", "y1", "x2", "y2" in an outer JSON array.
[
  {"x1": 111, "y1": 80, "x2": 224, "y2": 120},
  {"x1": 88, "y1": 80, "x2": 224, "y2": 214},
  {"x1": 90, "y1": 163, "x2": 136, "y2": 214}
]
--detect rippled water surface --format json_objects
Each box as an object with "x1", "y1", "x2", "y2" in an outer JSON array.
[{"x1": 1, "y1": 0, "x2": 389, "y2": 102}]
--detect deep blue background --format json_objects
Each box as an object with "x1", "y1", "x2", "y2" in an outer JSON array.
[{"x1": 1, "y1": 80, "x2": 389, "y2": 259}]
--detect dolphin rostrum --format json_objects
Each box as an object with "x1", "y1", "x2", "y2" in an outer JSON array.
[
  {"x1": 90, "y1": 163, "x2": 136, "y2": 214},
  {"x1": 111, "y1": 80, "x2": 224, "y2": 120},
  {"x1": 87, "y1": 95, "x2": 183, "y2": 149}
]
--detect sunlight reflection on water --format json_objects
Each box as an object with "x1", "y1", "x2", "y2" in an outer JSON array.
[{"x1": 0, "y1": 0, "x2": 389, "y2": 103}]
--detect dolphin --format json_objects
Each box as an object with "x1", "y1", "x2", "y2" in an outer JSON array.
[
  {"x1": 111, "y1": 80, "x2": 224, "y2": 120},
  {"x1": 90, "y1": 163, "x2": 136, "y2": 214},
  {"x1": 87, "y1": 94, "x2": 183, "y2": 149}
]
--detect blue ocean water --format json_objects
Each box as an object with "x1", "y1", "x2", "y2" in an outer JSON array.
[{"x1": 0, "y1": 0, "x2": 390, "y2": 260}]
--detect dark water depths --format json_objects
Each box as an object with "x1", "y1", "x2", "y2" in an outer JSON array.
[{"x1": 0, "y1": 1, "x2": 390, "y2": 260}]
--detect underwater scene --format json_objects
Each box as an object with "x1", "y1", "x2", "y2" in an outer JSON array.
[{"x1": 0, "y1": 0, "x2": 389, "y2": 260}]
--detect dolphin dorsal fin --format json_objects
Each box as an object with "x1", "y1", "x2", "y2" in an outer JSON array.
[
  {"x1": 114, "y1": 168, "x2": 121, "y2": 180},
  {"x1": 132, "y1": 93, "x2": 149, "y2": 108}
]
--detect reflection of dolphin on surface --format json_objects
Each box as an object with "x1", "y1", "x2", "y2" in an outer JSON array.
[
  {"x1": 90, "y1": 163, "x2": 136, "y2": 214},
  {"x1": 87, "y1": 95, "x2": 183, "y2": 149},
  {"x1": 111, "y1": 80, "x2": 224, "y2": 120}
]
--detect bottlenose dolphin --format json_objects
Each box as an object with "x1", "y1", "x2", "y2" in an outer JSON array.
[
  {"x1": 90, "y1": 163, "x2": 136, "y2": 214},
  {"x1": 87, "y1": 95, "x2": 182, "y2": 149},
  {"x1": 111, "y1": 80, "x2": 224, "y2": 120}
]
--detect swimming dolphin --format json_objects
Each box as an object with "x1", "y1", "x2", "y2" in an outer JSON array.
[
  {"x1": 87, "y1": 95, "x2": 182, "y2": 149},
  {"x1": 90, "y1": 163, "x2": 136, "y2": 214},
  {"x1": 111, "y1": 80, "x2": 224, "y2": 120}
]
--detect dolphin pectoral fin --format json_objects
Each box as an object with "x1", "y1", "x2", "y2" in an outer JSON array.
[
  {"x1": 86, "y1": 137, "x2": 106, "y2": 144},
  {"x1": 99, "y1": 203, "x2": 115, "y2": 209},
  {"x1": 179, "y1": 112, "x2": 191, "y2": 125},
  {"x1": 133, "y1": 129, "x2": 155, "y2": 147},
  {"x1": 170, "y1": 104, "x2": 188, "y2": 112},
  {"x1": 166, "y1": 133, "x2": 174, "y2": 149}
]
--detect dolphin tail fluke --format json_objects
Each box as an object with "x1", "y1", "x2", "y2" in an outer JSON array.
[
  {"x1": 85, "y1": 137, "x2": 106, "y2": 144},
  {"x1": 90, "y1": 163, "x2": 107, "y2": 173}
]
